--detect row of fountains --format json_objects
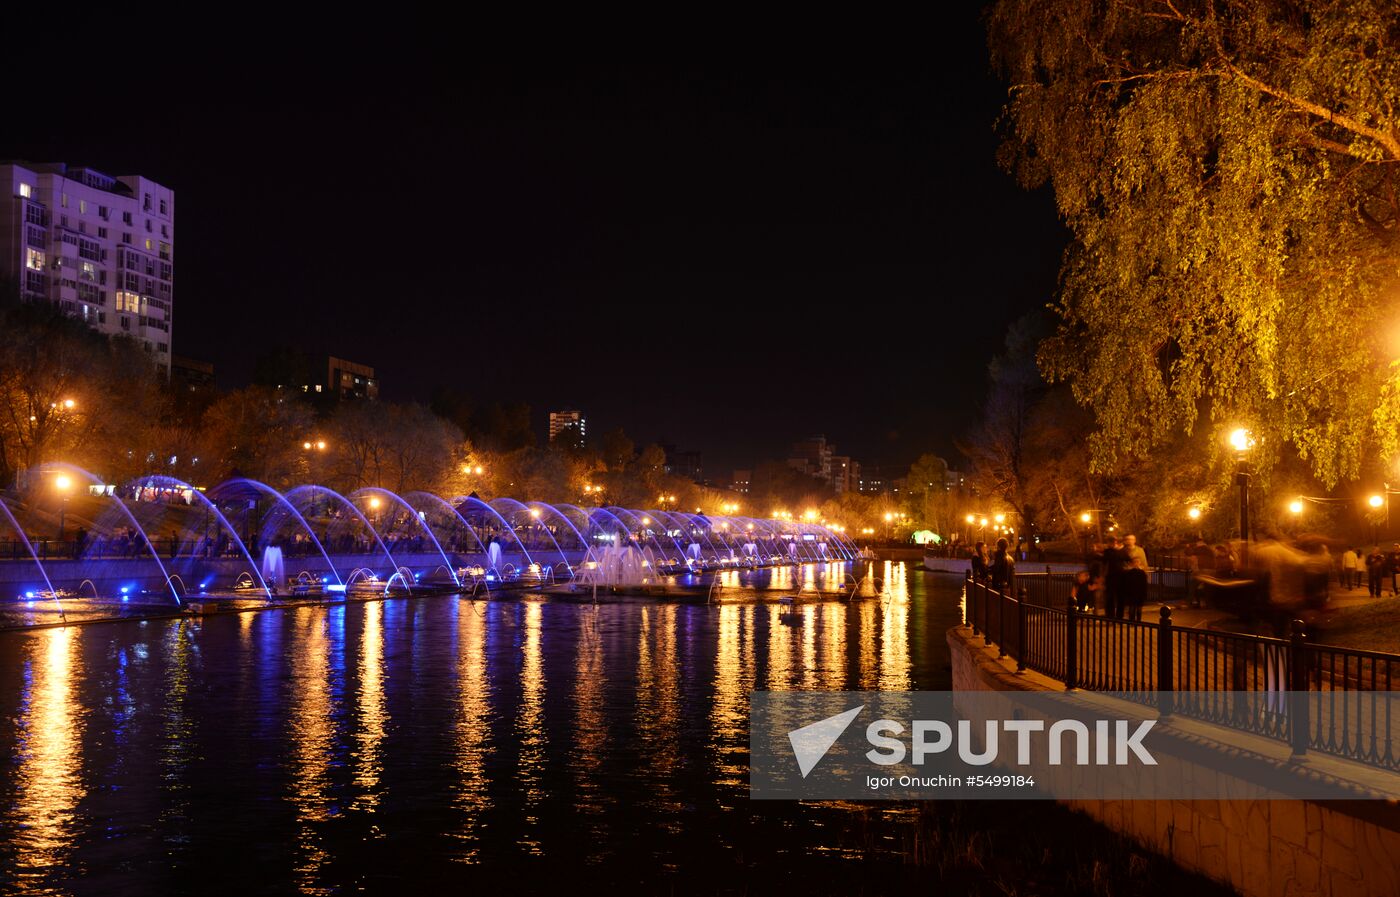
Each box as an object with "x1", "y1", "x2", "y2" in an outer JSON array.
[{"x1": 0, "y1": 464, "x2": 859, "y2": 612}]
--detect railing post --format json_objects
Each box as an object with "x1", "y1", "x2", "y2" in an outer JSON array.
[
  {"x1": 998, "y1": 586, "x2": 1008, "y2": 657},
  {"x1": 1045, "y1": 565, "x2": 1052, "y2": 607},
  {"x1": 1065, "y1": 585, "x2": 1078, "y2": 690},
  {"x1": 981, "y1": 581, "x2": 991, "y2": 646},
  {"x1": 1157, "y1": 605, "x2": 1174, "y2": 718},
  {"x1": 1016, "y1": 586, "x2": 1028, "y2": 673},
  {"x1": 966, "y1": 570, "x2": 977, "y2": 633},
  {"x1": 1289, "y1": 618, "x2": 1309, "y2": 758}
]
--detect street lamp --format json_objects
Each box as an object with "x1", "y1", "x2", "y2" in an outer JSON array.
[
  {"x1": 54, "y1": 474, "x2": 72, "y2": 539},
  {"x1": 1229, "y1": 427, "x2": 1255, "y2": 542}
]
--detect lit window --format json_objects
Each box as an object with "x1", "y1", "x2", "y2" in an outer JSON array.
[
  {"x1": 26, "y1": 249, "x2": 45, "y2": 270},
  {"x1": 144, "y1": 238, "x2": 153, "y2": 250},
  {"x1": 79, "y1": 199, "x2": 87, "y2": 214},
  {"x1": 315, "y1": 385, "x2": 322, "y2": 393},
  {"x1": 19, "y1": 183, "x2": 31, "y2": 198},
  {"x1": 82, "y1": 261, "x2": 96, "y2": 281},
  {"x1": 61, "y1": 193, "x2": 68, "y2": 208}
]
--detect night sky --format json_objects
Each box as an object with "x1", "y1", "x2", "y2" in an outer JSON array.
[{"x1": 4, "y1": 12, "x2": 1066, "y2": 478}]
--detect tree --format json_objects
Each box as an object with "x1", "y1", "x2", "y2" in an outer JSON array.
[
  {"x1": 327, "y1": 401, "x2": 461, "y2": 493},
  {"x1": 0, "y1": 295, "x2": 163, "y2": 486},
  {"x1": 990, "y1": 0, "x2": 1400, "y2": 486},
  {"x1": 199, "y1": 387, "x2": 315, "y2": 486},
  {"x1": 600, "y1": 427, "x2": 636, "y2": 471},
  {"x1": 962, "y1": 314, "x2": 1048, "y2": 533}
]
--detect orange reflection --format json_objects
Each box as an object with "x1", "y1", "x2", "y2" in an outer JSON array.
[
  {"x1": 516, "y1": 601, "x2": 546, "y2": 855},
  {"x1": 353, "y1": 601, "x2": 386, "y2": 811},
  {"x1": 572, "y1": 606, "x2": 608, "y2": 858},
  {"x1": 13, "y1": 626, "x2": 85, "y2": 880},
  {"x1": 288, "y1": 607, "x2": 334, "y2": 891},
  {"x1": 635, "y1": 605, "x2": 682, "y2": 822},
  {"x1": 451, "y1": 599, "x2": 491, "y2": 860}
]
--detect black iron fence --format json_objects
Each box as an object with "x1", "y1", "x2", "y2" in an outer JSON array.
[{"x1": 964, "y1": 573, "x2": 1400, "y2": 770}]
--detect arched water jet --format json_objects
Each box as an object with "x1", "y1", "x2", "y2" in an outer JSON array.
[
  {"x1": 403, "y1": 491, "x2": 489, "y2": 559},
  {"x1": 37, "y1": 463, "x2": 181, "y2": 605},
  {"x1": 212, "y1": 478, "x2": 343, "y2": 586},
  {"x1": 134, "y1": 475, "x2": 272, "y2": 598},
  {"x1": 284, "y1": 485, "x2": 398, "y2": 577},
  {"x1": 352, "y1": 487, "x2": 460, "y2": 589},
  {"x1": 0, "y1": 497, "x2": 65, "y2": 621},
  {"x1": 490, "y1": 498, "x2": 570, "y2": 571},
  {"x1": 450, "y1": 496, "x2": 536, "y2": 569},
  {"x1": 606, "y1": 506, "x2": 685, "y2": 559}
]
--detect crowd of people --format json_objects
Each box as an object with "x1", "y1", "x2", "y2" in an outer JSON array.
[{"x1": 968, "y1": 533, "x2": 1152, "y2": 621}]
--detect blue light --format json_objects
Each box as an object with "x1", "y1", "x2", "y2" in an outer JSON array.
[
  {"x1": 326, "y1": 584, "x2": 347, "y2": 593},
  {"x1": 24, "y1": 590, "x2": 36, "y2": 599},
  {"x1": 120, "y1": 586, "x2": 130, "y2": 594},
  {"x1": 321, "y1": 576, "x2": 329, "y2": 584}
]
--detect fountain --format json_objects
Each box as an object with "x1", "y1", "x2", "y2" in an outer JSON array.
[{"x1": 261, "y1": 544, "x2": 286, "y2": 594}]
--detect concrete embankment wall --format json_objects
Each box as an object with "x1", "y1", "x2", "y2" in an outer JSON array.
[{"x1": 948, "y1": 625, "x2": 1400, "y2": 897}]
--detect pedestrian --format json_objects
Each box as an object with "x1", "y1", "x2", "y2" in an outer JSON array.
[
  {"x1": 1341, "y1": 546, "x2": 1359, "y2": 590},
  {"x1": 969, "y1": 541, "x2": 989, "y2": 582},
  {"x1": 1123, "y1": 555, "x2": 1148, "y2": 621},
  {"x1": 1388, "y1": 543, "x2": 1400, "y2": 595},
  {"x1": 74, "y1": 526, "x2": 88, "y2": 560},
  {"x1": 1072, "y1": 568, "x2": 1098, "y2": 613},
  {"x1": 1102, "y1": 536, "x2": 1126, "y2": 618},
  {"x1": 990, "y1": 537, "x2": 1016, "y2": 593},
  {"x1": 1367, "y1": 546, "x2": 1386, "y2": 598}
]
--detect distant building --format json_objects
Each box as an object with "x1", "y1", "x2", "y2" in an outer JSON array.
[
  {"x1": 859, "y1": 467, "x2": 886, "y2": 495},
  {"x1": 946, "y1": 469, "x2": 968, "y2": 493},
  {"x1": 170, "y1": 355, "x2": 215, "y2": 396},
  {"x1": 320, "y1": 356, "x2": 378, "y2": 401},
  {"x1": 1, "y1": 161, "x2": 175, "y2": 370},
  {"x1": 787, "y1": 436, "x2": 833, "y2": 482},
  {"x1": 549, "y1": 410, "x2": 587, "y2": 444},
  {"x1": 730, "y1": 470, "x2": 752, "y2": 494},
  {"x1": 661, "y1": 446, "x2": 703, "y2": 483},
  {"x1": 831, "y1": 456, "x2": 861, "y2": 494}
]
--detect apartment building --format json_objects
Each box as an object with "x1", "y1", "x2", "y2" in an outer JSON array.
[{"x1": 1, "y1": 161, "x2": 174, "y2": 370}]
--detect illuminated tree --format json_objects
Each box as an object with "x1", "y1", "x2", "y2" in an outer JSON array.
[{"x1": 990, "y1": 0, "x2": 1400, "y2": 485}]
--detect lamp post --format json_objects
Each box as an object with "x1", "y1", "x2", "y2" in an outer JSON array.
[
  {"x1": 54, "y1": 474, "x2": 72, "y2": 540},
  {"x1": 1229, "y1": 428, "x2": 1253, "y2": 543}
]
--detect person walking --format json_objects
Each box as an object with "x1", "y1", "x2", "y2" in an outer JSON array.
[
  {"x1": 1387, "y1": 543, "x2": 1400, "y2": 596},
  {"x1": 1367, "y1": 546, "x2": 1386, "y2": 598},
  {"x1": 990, "y1": 537, "x2": 1016, "y2": 594},
  {"x1": 969, "y1": 541, "x2": 989, "y2": 582},
  {"x1": 1102, "y1": 536, "x2": 1126, "y2": 618},
  {"x1": 1123, "y1": 556, "x2": 1148, "y2": 621},
  {"x1": 1340, "y1": 547, "x2": 1359, "y2": 590}
]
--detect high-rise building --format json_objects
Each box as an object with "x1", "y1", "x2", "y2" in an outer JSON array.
[
  {"x1": 730, "y1": 470, "x2": 752, "y2": 494},
  {"x1": 549, "y1": 410, "x2": 587, "y2": 444},
  {"x1": 1, "y1": 162, "x2": 175, "y2": 370},
  {"x1": 787, "y1": 435, "x2": 833, "y2": 482},
  {"x1": 831, "y1": 456, "x2": 861, "y2": 494}
]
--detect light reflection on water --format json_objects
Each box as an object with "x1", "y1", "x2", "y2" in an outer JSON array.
[
  {"x1": 12, "y1": 626, "x2": 85, "y2": 887},
  {"x1": 0, "y1": 562, "x2": 957, "y2": 894}
]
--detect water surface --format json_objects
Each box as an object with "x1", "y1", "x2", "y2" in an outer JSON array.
[{"x1": 0, "y1": 563, "x2": 964, "y2": 895}]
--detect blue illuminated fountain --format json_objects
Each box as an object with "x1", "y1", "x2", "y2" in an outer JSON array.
[{"x1": 0, "y1": 471, "x2": 863, "y2": 618}]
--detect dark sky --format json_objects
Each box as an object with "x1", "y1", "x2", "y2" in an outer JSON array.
[{"x1": 4, "y1": 13, "x2": 1067, "y2": 478}]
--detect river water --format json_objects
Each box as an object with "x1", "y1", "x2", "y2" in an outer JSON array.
[{"x1": 0, "y1": 563, "x2": 1212, "y2": 895}]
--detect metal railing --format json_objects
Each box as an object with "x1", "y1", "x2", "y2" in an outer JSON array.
[{"x1": 964, "y1": 572, "x2": 1400, "y2": 770}]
